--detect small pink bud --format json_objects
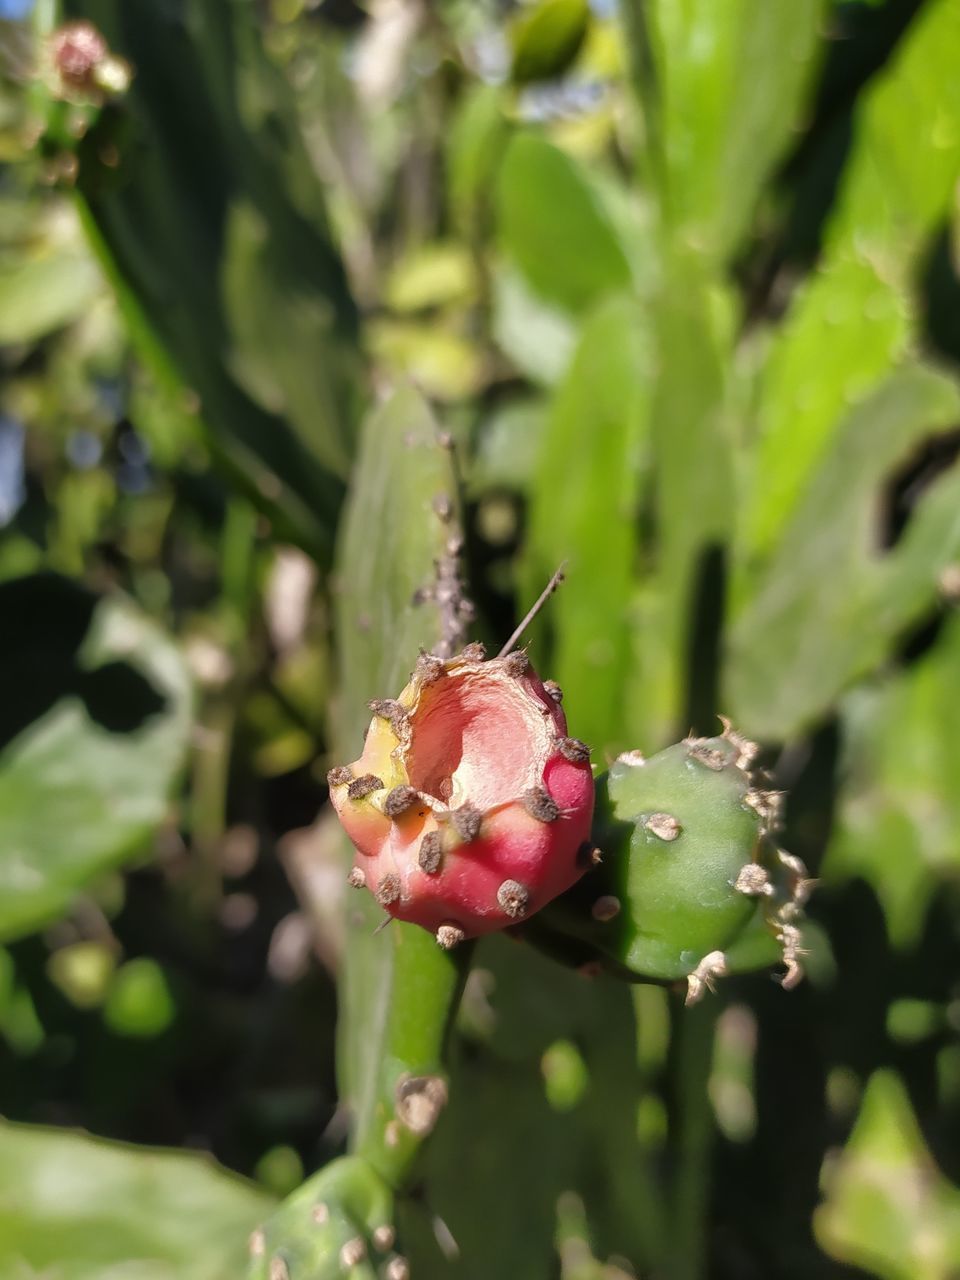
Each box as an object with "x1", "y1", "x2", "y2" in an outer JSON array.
[
  {"x1": 49, "y1": 20, "x2": 131, "y2": 101},
  {"x1": 51, "y1": 21, "x2": 108, "y2": 90},
  {"x1": 329, "y1": 648, "x2": 594, "y2": 943}
]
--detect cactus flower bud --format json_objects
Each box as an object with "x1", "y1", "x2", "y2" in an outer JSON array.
[{"x1": 329, "y1": 645, "x2": 595, "y2": 946}]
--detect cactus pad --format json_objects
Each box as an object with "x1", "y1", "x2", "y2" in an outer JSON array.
[
  {"x1": 534, "y1": 722, "x2": 811, "y2": 1001},
  {"x1": 248, "y1": 1156, "x2": 408, "y2": 1280}
]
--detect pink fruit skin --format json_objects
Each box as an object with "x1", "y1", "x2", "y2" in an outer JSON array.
[{"x1": 329, "y1": 649, "x2": 594, "y2": 944}]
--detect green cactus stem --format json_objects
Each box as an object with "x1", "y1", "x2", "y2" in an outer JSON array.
[
  {"x1": 530, "y1": 720, "x2": 812, "y2": 1001},
  {"x1": 248, "y1": 391, "x2": 477, "y2": 1278}
]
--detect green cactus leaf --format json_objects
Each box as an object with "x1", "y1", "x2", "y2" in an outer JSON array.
[
  {"x1": 429, "y1": 936, "x2": 667, "y2": 1277},
  {"x1": 745, "y1": 0, "x2": 960, "y2": 554},
  {"x1": 825, "y1": 612, "x2": 960, "y2": 948},
  {"x1": 0, "y1": 204, "x2": 103, "y2": 344},
  {"x1": 332, "y1": 386, "x2": 470, "y2": 1185},
  {"x1": 65, "y1": 0, "x2": 361, "y2": 562},
  {"x1": 423, "y1": 1040, "x2": 572, "y2": 1280},
  {"x1": 0, "y1": 1118, "x2": 271, "y2": 1279},
  {"x1": 646, "y1": 0, "x2": 825, "y2": 262},
  {"x1": 0, "y1": 574, "x2": 191, "y2": 943},
  {"x1": 726, "y1": 365, "x2": 960, "y2": 740},
  {"x1": 814, "y1": 1070, "x2": 960, "y2": 1280},
  {"x1": 634, "y1": 253, "x2": 736, "y2": 741},
  {"x1": 470, "y1": 397, "x2": 546, "y2": 494},
  {"x1": 522, "y1": 293, "x2": 654, "y2": 755},
  {"x1": 509, "y1": 0, "x2": 591, "y2": 87},
  {"x1": 491, "y1": 267, "x2": 578, "y2": 385},
  {"x1": 332, "y1": 385, "x2": 463, "y2": 750},
  {"x1": 446, "y1": 82, "x2": 510, "y2": 237},
  {"x1": 496, "y1": 133, "x2": 634, "y2": 314}
]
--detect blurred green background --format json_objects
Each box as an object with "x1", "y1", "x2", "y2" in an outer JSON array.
[{"x1": 3, "y1": 0, "x2": 960, "y2": 1276}]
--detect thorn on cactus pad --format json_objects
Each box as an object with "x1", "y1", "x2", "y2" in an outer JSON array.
[
  {"x1": 523, "y1": 786, "x2": 560, "y2": 822},
  {"x1": 386, "y1": 1257, "x2": 411, "y2": 1280},
  {"x1": 616, "y1": 749, "x2": 645, "y2": 767},
  {"x1": 734, "y1": 863, "x2": 773, "y2": 897},
  {"x1": 436, "y1": 922, "x2": 465, "y2": 949},
  {"x1": 384, "y1": 785, "x2": 420, "y2": 818},
  {"x1": 372, "y1": 1224, "x2": 396, "y2": 1252},
  {"x1": 685, "y1": 951, "x2": 728, "y2": 1005},
  {"x1": 432, "y1": 492, "x2": 453, "y2": 522},
  {"x1": 777, "y1": 923, "x2": 807, "y2": 989},
  {"x1": 339, "y1": 1237, "x2": 366, "y2": 1269},
  {"x1": 744, "y1": 789, "x2": 784, "y2": 829},
  {"x1": 778, "y1": 850, "x2": 816, "y2": 907},
  {"x1": 385, "y1": 1120, "x2": 401, "y2": 1148},
  {"x1": 719, "y1": 716, "x2": 760, "y2": 769},
  {"x1": 558, "y1": 736, "x2": 591, "y2": 764},
  {"x1": 418, "y1": 831, "x2": 443, "y2": 874},
  {"x1": 249, "y1": 1229, "x2": 266, "y2": 1258},
  {"x1": 347, "y1": 866, "x2": 366, "y2": 889},
  {"x1": 459, "y1": 641, "x2": 486, "y2": 661},
  {"x1": 395, "y1": 1073, "x2": 448, "y2": 1135},
  {"x1": 684, "y1": 740, "x2": 727, "y2": 771},
  {"x1": 347, "y1": 773, "x2": 383, "y2": 800},
  {"x1": 503, "y1": 649, "x2": 531, "y2": 677},
  {"x1": 644, "y1": 812, "x2": 682, "y2": 841},
  {"x1": 543, "y1": 679, "x2": 563, "y2": 703},
  {"x1": 312, "y1": 1202, "x2": 329, "y2": 1224},
  {"x1": 327, "y1": 765, "x2": 353, "y2": 787},
  {"x1": 591, "y1": 895, "x2": 621, "y2": 922},
  {"x1": 451, "y1": 804, "x2": 482, "y2": 843},
  {"x1": 778, "y1": 849, "x2": 806, "y2": 876},
  {"x1": 497, "y1": 878, "x2": 531, "y2": 919},
  {"x1": 415, "y1": 650, "x2": 446, "y2": 683},
  {"x1": 269, "y1": 1258, "x2": 290, "y2": 1280},
  {"x1": 376, "y1": 873, "x2": 401, "y2": 906}
]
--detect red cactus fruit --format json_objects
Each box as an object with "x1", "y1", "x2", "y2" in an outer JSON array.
[{"x1": 328, "y1": 644, "x2": 595, "y2": 947}]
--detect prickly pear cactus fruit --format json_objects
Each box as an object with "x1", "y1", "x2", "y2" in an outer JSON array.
[
  {"x1": 328, "y1": 645, "x2": 595, "y2": 947},
  {"x1": 534, "y1": 722, "x2": 812, "y2": 1002},
  {"x1": 248, "y1": 1155, "x2": 409, "y2": 1280}
]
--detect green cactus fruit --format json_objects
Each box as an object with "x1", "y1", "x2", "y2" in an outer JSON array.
[
  {"x1": 248, "y1": 1155, "x2": 409, "y2": 1280},
  {"x1": 531, "y1": 721, "x2": 812, "y2": 1003}
]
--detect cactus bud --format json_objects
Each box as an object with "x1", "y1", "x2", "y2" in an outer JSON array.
[{"x1": 329, "y1": 646, "x2": 595, "y2": 945}]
